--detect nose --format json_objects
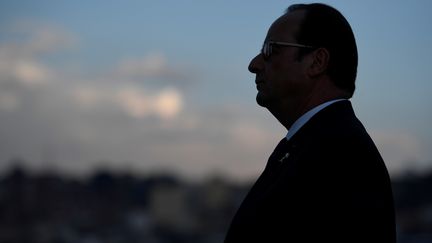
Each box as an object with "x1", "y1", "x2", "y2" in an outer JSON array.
[{"x1": 248, "y1": 54, "x2": 263, "y2": 74}]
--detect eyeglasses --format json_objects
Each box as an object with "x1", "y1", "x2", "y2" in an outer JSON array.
[{"x1": 261, "y1": 41, "x2": 315, "y2": 59}]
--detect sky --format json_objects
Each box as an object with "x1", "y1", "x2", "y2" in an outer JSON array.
[{"x1": 0, "y1": 0, "x2": 431, "y2": 181}]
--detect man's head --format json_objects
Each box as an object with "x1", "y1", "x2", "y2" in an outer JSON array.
[
  {"x1": 287, "y1": 3, "x2": 358, "y2": 95},
  {"x1": 249, "y1": 3, "x2": 357, "y2": 126}
]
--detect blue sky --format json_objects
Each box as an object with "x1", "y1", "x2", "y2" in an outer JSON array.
[{"x1": 0, "y1": 1, "x2": 431, "y2": 180}]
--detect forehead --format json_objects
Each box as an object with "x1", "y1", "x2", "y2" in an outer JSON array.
[{"x1": 265, "y1": 10, "x2": 306, "y2": 42}]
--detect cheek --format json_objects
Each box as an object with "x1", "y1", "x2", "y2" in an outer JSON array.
[
  {"x1": 271, "y1": 70, "x2": 305, "y2": 97},
  {"x1": 269, "y1": 68, "x2": 293, "y2": 88},
  {"x1": 265, "y1": 60, "x2": 302, "y2": 91}
]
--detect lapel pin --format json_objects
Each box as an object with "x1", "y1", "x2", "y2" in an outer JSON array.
[{"x1": 279, "y1": 152, "x2": 290, "y2": 163}]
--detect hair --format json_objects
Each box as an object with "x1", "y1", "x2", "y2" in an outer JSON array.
[{"x1": 286, "y1": 3, "x2": 358, "y2": 97}]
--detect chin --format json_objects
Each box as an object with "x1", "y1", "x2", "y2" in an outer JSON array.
[{"x1": 256, "y1": 95, "x2": 270, "y2": 108}]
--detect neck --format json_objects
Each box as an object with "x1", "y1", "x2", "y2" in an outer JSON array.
[{"x1": 268, "y1": 88, "x2": 349, "y2": 130}]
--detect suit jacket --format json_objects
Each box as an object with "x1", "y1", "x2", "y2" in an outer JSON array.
[{"x1": 224, "y1": 100, "x2": 396, "y2": 243}]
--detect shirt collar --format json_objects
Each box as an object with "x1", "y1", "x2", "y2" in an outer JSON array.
[{"x1": 285, "y1": 99, "x2": 347, "y2": 141}]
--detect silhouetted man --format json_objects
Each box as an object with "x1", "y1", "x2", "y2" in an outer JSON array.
[{"x1": 224, "y1": 3, "x2": 396, "y2": 243}]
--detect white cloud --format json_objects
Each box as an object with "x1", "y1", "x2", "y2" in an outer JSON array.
[
  {"x1": 115, "y1": 86, "x2": 183, "y2": 120},
  {"x1": 26, "y1": 26, "x2": 75, "y2": 54},
  {"x1": 0, "y1": 21, "x2": 75, "y2": 88},
  {"x1": 72, "y1": 86, "x2": 183, "y2": 120},
  {"x1": 115, "y1": 88, "x2": 153, "y2": 118},
  {"x1": 153, "y1": 88, "x2": 183, "y2": 119},
  {"x1": 13, "y1": 60, "x2": 52, "y2": 85},
  {"x1": 117, "y1": 53, "x2": 168, "y2": 78},
  {"x1": 3, "y1": 20, "x2": 76, "y2": 55},
  {"x1": 114, "y1": 54, "x2": 197, "y2": 88},
  {"x1": 0, "y1": 57, "x2": 52, "y2": 87}
]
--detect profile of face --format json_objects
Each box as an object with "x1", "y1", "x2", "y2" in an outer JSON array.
[{"x1": 248, "y1": 10, "x2": 316, "y2": 112}]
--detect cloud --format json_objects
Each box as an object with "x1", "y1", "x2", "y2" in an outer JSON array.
[
  {"x1": 73, "y1": 85, "x2": 183, "y2": 120},
  {"x1": 12, "y1": 60, "x2": 52, "y2": 86},
  {"x1": 0, "y1": 21, "x2": 74, "y2": 88},
  {"x1": 151, "y1": 88, "x2": 183, "y2": 119},
  {"x1": 116, "y1": 53, "x2": 169, "y2": 78},
  {"x1": 1, "y1": 20, "x2": 76, "y2": 55},
  {"x1": 0, "y1": 21, "x2": 200, "y2": 178},
  {"x1": 114, "y1": 54, "x2": 198, "y2": 89},
  {"x1": 0, "y1": 20, "x2": 185, "y2": 120},
  {"x1": 72, "y1": 86, "x2": 183, "y2": 120},
  {"x1": 2, "y1": 20, "x2": 428, "y2": 181}
]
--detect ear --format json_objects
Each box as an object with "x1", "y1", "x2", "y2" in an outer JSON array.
[{"x1": 307, "y1": 48, "x2": 330, "y2": 77}]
